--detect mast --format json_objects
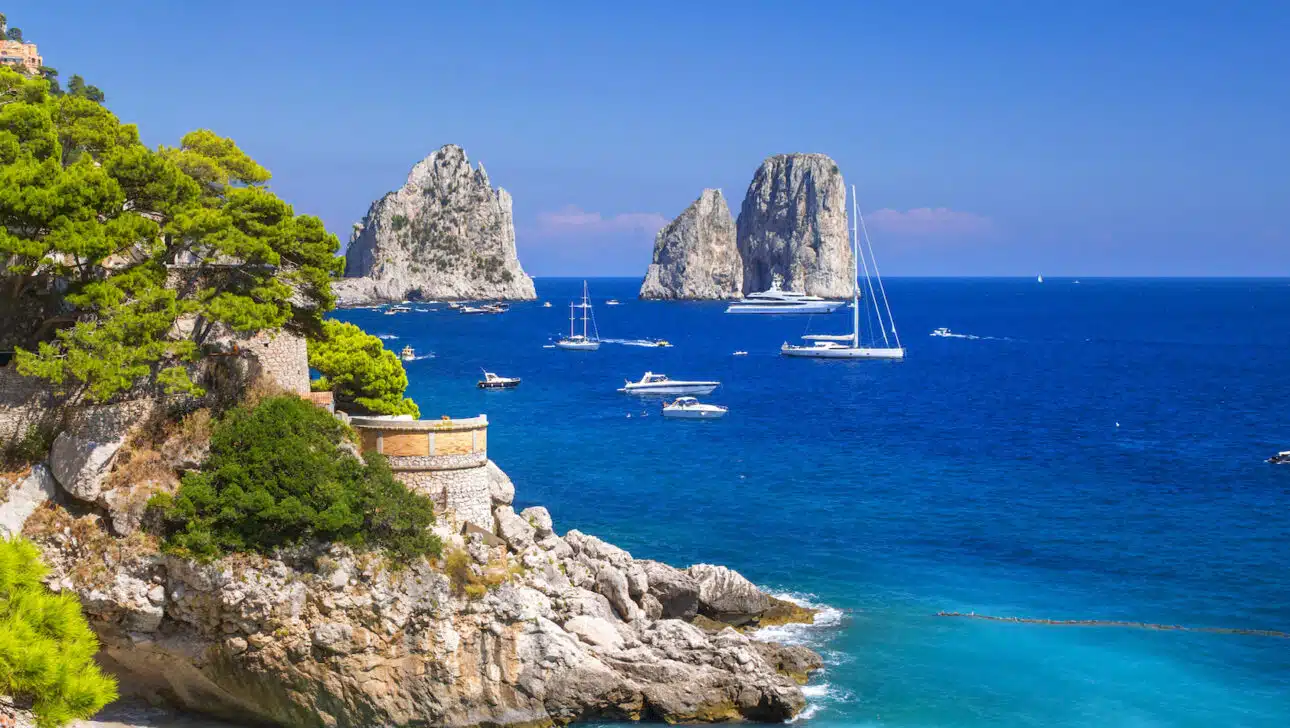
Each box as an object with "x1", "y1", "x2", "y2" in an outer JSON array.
[
  {"x1": 581, "y1": 280, "x2": 589, "y2": 339},
  {"x1": 857, "y1": 199, "x2": 900, "y2": 350},
  {"x1": 568, "y1": 301, "x2": 575, "y2": 338},
  {"x1": 854, "y1": 186, "x2": 887, "y2": 348},
  {"x1": 851, "y1": 186, "x2": 860, "y2": 348}
]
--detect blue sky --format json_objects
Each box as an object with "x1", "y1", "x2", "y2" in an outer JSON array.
[{"x1": 11, "y1": 1, "x2": 1288, "y2": 276}]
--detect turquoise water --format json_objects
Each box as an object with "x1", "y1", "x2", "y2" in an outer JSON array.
[{"x1": 334, "y1": 278, "x2": 1290, "y2": 727}]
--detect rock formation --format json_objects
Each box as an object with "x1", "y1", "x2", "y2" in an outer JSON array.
[
  {"x1": 638, "y1": 189, "x2": 741, "y2": 300},
  {"x1": 3, "y1": 440, "x2": 823, "y2": 727},
  {"x1": 336, "y1": 145, "x2": 536, "y2": 305},
  {"x1": 736, "y1": 153, "x2": 854, "y2": 298}
]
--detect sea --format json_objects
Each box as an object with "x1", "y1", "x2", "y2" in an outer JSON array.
[{"x1": 333, "y1": 277, "x2": 1290, "y2": 728}]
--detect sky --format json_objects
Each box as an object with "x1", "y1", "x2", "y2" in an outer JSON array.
[{"x1": 10, "y1": 1, "x2": 1289, "y2": 276}]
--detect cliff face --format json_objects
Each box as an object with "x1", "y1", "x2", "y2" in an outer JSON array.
[
  {"x1": 337, "y1": 145, "x2": 536, "y2": 304},
  {"x1": 639, "y1": 189, "x2": 741, "y2": 300},
  {"x1": 736, "y1": 153, "x2": 854, "y2": 298}
]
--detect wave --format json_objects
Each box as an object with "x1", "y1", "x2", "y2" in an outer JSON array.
[
  {"x1": 792, "y1": 682, "x2": 858, "y2": 723},
  {"x1": 404, "y1": 354, "x2": 435, "y2": 361},
  {"x1": 752, "y1": 591, "x2": 845, "y2": 647}
]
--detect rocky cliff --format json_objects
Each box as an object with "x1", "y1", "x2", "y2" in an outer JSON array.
[
  {"x1": 336, "y1": 145, "x2": 536, "y2": 305},
  {"x1": 638, "y1": 190, "x2": 741, "y2": 300},
  {"x1": 736, "y1": 153, "x2": 854, "y2": 298},
  {"x1": 3, "y1": 436, "x2": 822, "y2": 727}
]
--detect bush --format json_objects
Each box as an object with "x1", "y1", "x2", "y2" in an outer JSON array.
[
  {"x1": 152, "y1": 396, "x2": 440, "y2": 561},
  {"x1": 2, "y1": 425, "x2": 55, "y2": 470},
  {"x1": 308, "y1": 320, "x2": 419, "y2": 417},
  {"x1": 0, "y1": 537, "x2": 119, "y2": 727}
]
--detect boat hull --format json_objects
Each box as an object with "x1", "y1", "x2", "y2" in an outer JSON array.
[
  {"x1": 662, "y1": 408, "x2": 727, "y2": 419},
  {"x1": 555, "y1": 340, "x2": 600, "y2": 351},
  {"x1": 781, "y1": 345, "x2": 906, "y2": 360},
  {"x1": 725, "y1": 302, "x2": 845, "y2": 315},
  {"x1": 620, "y1": 384, "x2": 718, "y2": 395},
  {"x1": 478, "y1": 380, "x2": 520, "y2": 389}
]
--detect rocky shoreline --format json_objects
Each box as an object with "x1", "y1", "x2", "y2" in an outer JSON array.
[{"x1": 5, "y1": 454, "x2": 823, "y2": 727}]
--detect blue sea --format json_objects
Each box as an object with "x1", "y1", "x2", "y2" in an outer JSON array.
[{"x1": 334, "y1": 278, "x2": 1290, "y2": 728}]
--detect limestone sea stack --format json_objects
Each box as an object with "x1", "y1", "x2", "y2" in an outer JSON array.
[
  {"x1": 639, "y1": 189, "x2": 741, "y2": 299},
  {"x1": 736, "y1": 153, "x2": 854, "y2": 298},
  {"x1": 335, "y1": 144, "x2": 536, "y2": 305}
]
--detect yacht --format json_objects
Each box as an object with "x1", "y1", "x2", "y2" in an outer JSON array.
[
  {"x1": 478, "y1": 371, "x2": 521, "y2": 389},
  {"x1": 459, "y1": 306, "x2": 490, "y2": 314},
  {"x1": 662, "y1": 397, "x2": 727, "y2": 420},
  {"x1": 606, "y1": 299, "x2": 622, "y2": 306},
  {"x1": 400, "y1": 346, "x2": 415, "y2": 361},
  {"x1": 732, "y1": 351, "x2": 748, "y2": 356},
  {"x1": 543, "y1": 301, "x2": 553, "y2": 308},
  {"x1": 555, "y1": 281, "x2": 601, "y2": 351},
  {"x1": 782, "y1": 185, "x2": 905, "y2": 360},
  {"x1": 724, "y1": 275, "x2": 846, "y2": 314},
  {"x1": 1268, "y1": 450, "x2": 1290, "y2": 465},
  {"x1": 619, "y1": 372, "x2": 719, "y2": 396}
]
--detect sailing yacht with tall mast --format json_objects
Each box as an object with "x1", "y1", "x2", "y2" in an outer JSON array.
[
  {"x1": 781, "y1": 185, "x2": 905, "y2": 360},
  {"x1": 555, "y1": 280, "x2": 601, "y2": 351}
]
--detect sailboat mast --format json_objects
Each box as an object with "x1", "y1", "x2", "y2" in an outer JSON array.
[
  {"x1": 568, "y1": 301, "x2": 575, "y2": 338},
  {"x1": 851, "y1": 187, "x2": 860, "y2": 348},
  {"x1": 581, "y1": 281, "x2": 589, "y2": 339}
]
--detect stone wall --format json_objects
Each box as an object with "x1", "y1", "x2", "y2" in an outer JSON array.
[{"x1": 349, "y1": 415, "x2": 493, "y2": 530}]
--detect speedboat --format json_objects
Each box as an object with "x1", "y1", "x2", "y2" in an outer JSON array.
[
  {"x1": 619, "y1": 372, "x2": 719, "y2": 395},
  {"x1": 484, "y1": 302, "x2": 510, "y2": 313},
  {"x1": 732, "y1": 351, "x2": 748, "y2": 356},
  {"x1": 388, "y1": 305, "x2": 411, "y2": 313},
  {"x1": 460, "y1": 306, "x2": 490, "y2": 314},
  {"x1": 724, "y1": 275, "x2": 846, "y2": 315},
  {"x1": 606, "y1": 299, "x2": 621, "y2": 306},
  {"x1": 478, "y1": 371, "x2": 521, "y2": 389},
  {"x1": 400, "y1": 346, "x2": 415, "y2": 361},
  {"x1": 931, "y1": 327, "x2": 953, "y2": 337},
  {"x1": 543, "y1": 301, "x2": 552, "y2": 308},
  {"x1": 662, "y1": 397, "x2": 727, "y2": 420},
  {"x1": 653, "y1": 340, "x2": 672, "y2": 348},
  {"x1": 1268, "y1": 450, "x2": 1290, "y2": 465}
]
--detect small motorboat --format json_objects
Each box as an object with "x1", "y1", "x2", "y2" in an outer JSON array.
[
  {"x1": 653, "y1": 340, "x2": 672, "y2": 348},
  {"x1": 478, "y1": 371, "x2": 521, "y2": 389},
  {"x1": 662, "y1": 397, "x2": 727, "y2": 420},
  {"x1": 388, "y1": 305, "x2": 411, "y2": 313},
  {"x1": 931, "y1": 327, "x2": 953, "y2": 337},
  {"x1": 460, "y1": 306, "x2": 490, "y2": 314},
  {"x1": 619, "y1": 372, "x2": 719, "y2": 395},
  {"x1": 732, "y1": 351, "x2": 748, "y2": 356},
  {"x1": 448, "y1": 302, "x2": 462, "y2": 310},
  {"x1": 543, "y1": 301, "x2": 553, "y2": 308},
  {"x1": 606, "y1": 299, "x2": 622, "y2": 306},
  {"x1": 1268, "y1": 450, "x2": 1290, "y2": 465},
  {"x1": 484, "y1": 302, "x2": 510, "y2": 313},
  {"x1": 400, "y1": 346, "x2": 415, "y2": 361}
]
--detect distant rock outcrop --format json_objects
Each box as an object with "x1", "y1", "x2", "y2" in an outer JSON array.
[
  {"x1": 336, "y1": 145, "x2": 536, "y2": 305},
  {"x1": 736, "y1": 153, "x2": 853, "y2": 298},
  {"x1": 639, "y1": 189, "x2": 741, "y2": 299}
]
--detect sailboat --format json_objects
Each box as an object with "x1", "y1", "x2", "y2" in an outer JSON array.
[
  {"x1": 555, "y1": 280, "x2": 601, "y2": 351},
  {"x1": 781, "y1": 185, "x2": 905, "y2": 360},
  {"x1": 1037, "y1": 274, "x2": 1044, "y2": 283}
]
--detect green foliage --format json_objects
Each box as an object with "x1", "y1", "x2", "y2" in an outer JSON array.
[
  {"x1": 390, "y1": 214, "x2": 408, "y2": 231},
  {"x1": 308, "y1": 320, "x2": 419, "y2": 417},
  {"x1": 153, "y1": 396, "x2": 440, "y2": 561},
  {"x1": 6, "y1": 27, "x2": 22, "y2": 42},
  {"x1": 1, "y1": 424, "x2": 55, "y2": 469},
  {"x1": 0, "y1": 537, "x2": 119, "y2": 727},
  {"x1": 0, "y1": 65, "x2": 343, "y2": 401}
]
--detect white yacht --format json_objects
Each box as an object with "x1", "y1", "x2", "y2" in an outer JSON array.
[
  {"x1": 782, "y1": 185, "x2": 905, "y2": 360},
  {"x1": 662, "y1": 397, "x2": 727, "y2": 420},
  {"x1": 400, "y1": 345, "x2": 415, "y2": 361},
  {"x1": 725, "y1": 275, "x2": 846, "y2": 315},
  {"x1": 555, "y1": 281, "x2": 601, "y2": 351},
  {"x1": 619, "y1": 372, "x2": 719, "y2": 396},
  {"x1": 606, "y1": 299, "x2": 622, "y2": 306}
]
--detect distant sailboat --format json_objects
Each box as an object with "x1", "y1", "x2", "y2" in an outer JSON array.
[
  {"x1": 1037, "y1": 274, "x2": 1044, "y2": 283},
  {"x1": 781, "y1": 186, "x2": 905, "y2": 360},
  {"x1": 554, "y1": 281, "x2": 601, "y2": 351}
]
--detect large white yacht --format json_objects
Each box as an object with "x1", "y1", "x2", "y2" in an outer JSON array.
[
  {"x1": 725, "y1": 275, "x2": 846, "y2": 315},
  {"x1": 618, "y1": 372, "x2": 719, "y2": 395}
]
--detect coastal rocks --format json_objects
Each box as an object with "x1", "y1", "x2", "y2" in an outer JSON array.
[
  {"x1": 30, "y1": 459, "x2": 820, "y2": 727},
  {"x1": 688, "y1": 563, "x2": 771, "y2": 624},
  {"x1": 0, "y1": 465, "x2": 56, "y2": 538},
  {"x1": 336, "y1": 144, "x2": 536, "y2": 305},
  {"x1": 736, "y1": 153, "x2": 854, "y2": 298},
  {"x1": 49, "y1": 431, "x2": 123, "y2": 502},
  {"x1": 486, "y1": 458, "x2": 515, "y2": 506},
  {"x1": 639, "y1": 189, "x2": 742, "y2": 300}
]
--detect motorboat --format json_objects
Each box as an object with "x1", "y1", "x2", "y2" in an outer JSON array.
[
  {"x1": 661, "y1": 397, "x2": 727, "y2": 420},
  {"x1": 478, "y1": 371, "x2": 521, "y2": 389},
  {"x1": 543, "y1": 301, "x2": 553, "y2": 308},
  {"x1": 484, "y1": 302, "x2": 510, "y2": 313},
  {"x1": 388, "y1": 305, "x2": 411, "y2": 313},
  {"x1": 724, "y1": 275, "x2": 846, "y2": 315},
  {"x1": 732, "y1": 351, "x2": 748, "y2": 356},
  {"x1": 555, "y1": 281, "x2": 601, "y2": 351},
  {"x1": 931, "y1": 327, "x2": 953, "y2": 337},
  {"x1": 782, "y1": 185, "x2": 906, "y2": 361},
  {"x1": 606, "y1": 299, "x2": 622, "y2": 306},
  {"x1": 618, "y1": 372, "x2": 719, "y2": 396},
  {"x1": 653, "y1": 340, "x2": 672, "y2": 348},
  {"x1": 400, "y1": 346, "x2": 415, "y2": 361},
  {"x1": 460, "y1": 306, "x2": 490, "y2": 314},
  {"x1": 448, "y1": 302, "x2": 462, "y2": 310},
  {"x1": 1268, "y1": 450, "x2": 1290, "y2": 465}
]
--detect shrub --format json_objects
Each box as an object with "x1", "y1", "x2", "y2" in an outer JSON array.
[
  {"x1": 152, "y1": 396, "x2": 440, "y2": 561},
  {"x1": 2, "y1": 425, "x2": 55, "y2": 470},
  {"x1": 308, "y1": 320, "x2": 419, "y2": 417},
  {"x1": 0, "y1": 537, "x2": 119, "y2": 727}
]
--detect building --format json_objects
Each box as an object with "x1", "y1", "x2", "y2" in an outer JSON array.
[{"x1": 0, "y1": 38, "x2": 41, "y2": 74}]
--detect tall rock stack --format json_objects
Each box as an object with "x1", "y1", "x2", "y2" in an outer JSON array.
[
  {"x1": 639, "y1": 189, "x2": 741, "y2": 299},
  {"x1": 336, "y1": 144, "x2": 536, "y2": 304},
  {"x1": 736, "y1": 153, "x2": 853, "y2": 299}
]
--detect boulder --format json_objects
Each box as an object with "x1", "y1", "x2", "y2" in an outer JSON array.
[
  {"x1": 0, "y1": 465, "x2": 57, "y2": 538},
  {"x1": 486, "y1": 459, "x2": 515, "y2": 505},
  {"x1": 520, "y1": 506, "x2": 554, "y2": 538},
  {"x1": 640, "y1": 559, "x2": 701, "y2": 620},
  {"x1": 687, "y1": 563, "x2": 770, "y2": 625},
  {"x1": 494, "y1": 506, "x2": 537, "y2": 551},
  {"x1": 49, "y1": 431, "x2": 124, "y2": 503}
]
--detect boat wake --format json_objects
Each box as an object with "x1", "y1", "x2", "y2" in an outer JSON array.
[
  {"x1": 376, "y1": 334, "x2": 399, "y2": 340},
  {"x1": 600, "y1": 338, "x2": 671, "y2": 348},
  {"x1": 404, "y1": 353, "x2": 435, "y2": 361},
  {"x1": 753, "y1": 591, "x2": 851, "y2": 722},
  {"x1": 930, "y1": 330, "x2": 1008, "y2": 341}
]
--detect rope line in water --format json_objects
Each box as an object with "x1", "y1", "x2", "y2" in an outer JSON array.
[{"x1": 935, "y1": 612, "x2": 1289, "y2": 639}]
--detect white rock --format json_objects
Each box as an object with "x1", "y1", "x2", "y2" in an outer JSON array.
[
  {"x1": 563, "y1": 615, "x2": 624, "y2": 650},
  {"x1": 0, "y1": 465, "x2": 56, "y2": 537},
  {"x1": 519, "y1": 506, "x2": 554, "y2": 538},
  {"x1": 494, "y1": 506, "x2": 536, "y2": 550},
  {"x1": 49, "y1": 431, "x2": 124, "y2": 503},
  {"x1": 486, "y1": 459, "x2": 515, "y2": 506}
]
